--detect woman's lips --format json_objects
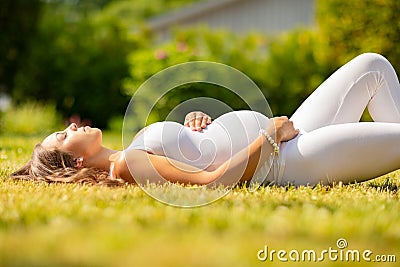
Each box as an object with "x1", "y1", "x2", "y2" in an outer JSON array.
[{"x1": 80, "y1": 126, "x2": 90, "y2": 132}]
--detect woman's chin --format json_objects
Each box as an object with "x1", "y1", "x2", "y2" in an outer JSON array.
[
  {"x1": 89, "y1": 127, "x2": 102, "y2": 135},
  {"x1": 97, "y1": 128, "x2": 103, "y2": 143}
]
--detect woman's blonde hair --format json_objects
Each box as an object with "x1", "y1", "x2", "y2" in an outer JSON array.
[{"x1": 11, "y1": 144, "x2": 125, "y2": 186}]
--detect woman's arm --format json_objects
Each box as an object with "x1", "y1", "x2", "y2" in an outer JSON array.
[
  {"x1": 113, "y1": 139, "x2": 267, "y2": 185},
  {"x1": 116, "y1": 149, "x2": 218, "y2": 185},
  {"x1": 114, "y1": 116, "x2": 298, "y2": 185},
  {"x1": 211, "y1": 116, "x2": 299, "y2": 185}
]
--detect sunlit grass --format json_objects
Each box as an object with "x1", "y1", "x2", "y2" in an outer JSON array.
[{"x1": 0, "y1": 133, "x2": 399, "y2": 267}]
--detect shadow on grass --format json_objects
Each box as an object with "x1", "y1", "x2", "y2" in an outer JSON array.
[{"x1": 367, "y1": 177, "x2": 399, "y2": 193}]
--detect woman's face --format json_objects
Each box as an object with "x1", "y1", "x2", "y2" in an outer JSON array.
[{"x1": 42, "y1": 123, "x2": 102, "y2": 158}]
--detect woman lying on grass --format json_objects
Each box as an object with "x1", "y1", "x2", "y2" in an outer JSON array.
[{"x1": 11, "y1": 53, "x2": 400, "y2": 187}]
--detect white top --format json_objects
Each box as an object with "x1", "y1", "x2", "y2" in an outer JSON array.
[{"x1": 127, "y1": 110, "x2": 271, "y2": 170}]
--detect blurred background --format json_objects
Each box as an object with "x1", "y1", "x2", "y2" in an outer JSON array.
[{"x1": 1, "y1": 0, "x2": 400, "y2": 135}]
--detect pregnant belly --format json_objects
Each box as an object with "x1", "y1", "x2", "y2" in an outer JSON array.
[
  {"x1": 158, "y1": 121, "x2": 233, "y2": 170},
  {"x1": 144, "y1": 111, "x2": 269, "y2": 170}
]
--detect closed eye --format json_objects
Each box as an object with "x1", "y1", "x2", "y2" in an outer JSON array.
[{"x1": 56, "y1": 132, "x2": 67, "y2": 141}]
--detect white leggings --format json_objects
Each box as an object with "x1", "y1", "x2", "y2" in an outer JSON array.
[{"x1": 276, "y1": 53, "x2": 400, "y2": 185}]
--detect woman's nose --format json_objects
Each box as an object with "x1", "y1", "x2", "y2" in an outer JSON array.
[{"x1": 68, "y1": 123, "x2": 78, "y2": 131}]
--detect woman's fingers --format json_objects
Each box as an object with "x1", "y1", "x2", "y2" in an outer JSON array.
[
  {"x1": 273, "y1": 116, "x2": 299, "y2": 143},
  {"x1": 184, "y1": 111, "x2": 212, "y2": 131},
  {"x1": 205, "y1": 115, "x2": 211, "y2": 125},
  {"x1": 199, "y1": 115, "x2": 211, "y2": 129},
  {"x1": 184, "y1": 113, "x2": 195, "y2": 127},
  {"x1": 194, "y1": 116, "x2": 203, "y2": 131}
]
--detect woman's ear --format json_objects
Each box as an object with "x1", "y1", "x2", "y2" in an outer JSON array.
[{"x1": 74, "y1": 157, "x2": 84, "y2": 168}]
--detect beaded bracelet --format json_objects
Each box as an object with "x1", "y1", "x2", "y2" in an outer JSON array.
[{"x1": 259, "y1": 129, "x2": 279, "y2": 156}]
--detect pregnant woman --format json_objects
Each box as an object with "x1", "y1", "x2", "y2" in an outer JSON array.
[{"x1": 11, "y1": 53, "x2": 400, "y2": 186}]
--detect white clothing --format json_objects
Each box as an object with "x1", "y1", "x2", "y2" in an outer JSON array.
[
  {"x1": 286, "y1": 53, "x2": 400, "y2": 185},
  {"x1": 128, "y1": 53, "x2": 400, "y2": 186},
  {"x1": 128, "y1": 110, "x2": 272, "y2": 170}
]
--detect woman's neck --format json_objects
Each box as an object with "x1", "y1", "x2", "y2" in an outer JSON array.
[{"x1": 85, "y1": 146, "x2": 118, "y2": 171}]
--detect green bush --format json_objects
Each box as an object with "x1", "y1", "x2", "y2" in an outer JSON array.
[
  {"x1": 6, "y1": 0, "x2": 400, "y2": 130},
  {"x1": 8, "y1": 0, "x2": 202, "y2": 129},
  {"x1": 125, "y1": 0, "x2": 400, "y2": 124},
  {"x1": 12, "y1": 5, "x2": 134, "y2": 129},
  {"x1": 260, "y1": 29, "x2": 334, "y2": 116},
  {"x1": 317, "y1": 0, "x2": 400, "y2": 72},
  {"x1": 107, "y1": 115, "x2": 124, "y2": 133},
  {"x1": 123, "y1": 28, "x2": 273, "y2": 130},
  {"x1": 0, "y1": 102, "x2": 62, "y2": 135},
  {"x1": 123, "y1": 27, "x2": 335, "y2": 127}
]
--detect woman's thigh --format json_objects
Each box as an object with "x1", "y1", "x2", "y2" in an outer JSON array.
[{"x1": 281, "y1": 122, "x2": 400, "y2": 185}]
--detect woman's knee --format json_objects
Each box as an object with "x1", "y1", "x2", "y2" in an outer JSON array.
[{"x1": 354, "y1": 52, "x2": 391, "y2": 69}]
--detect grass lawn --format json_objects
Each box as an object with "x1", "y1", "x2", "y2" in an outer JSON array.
[{"x1": 0, "y1": 133, "x2": 399, "y2": 267}]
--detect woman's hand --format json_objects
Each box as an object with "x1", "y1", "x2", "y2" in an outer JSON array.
[
  {"x1": 271, "y1": 116, "x2": 299, "y2": 143},
  {"x1": 184, "y1": 111, "x2": 211, "y2": 131}
]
